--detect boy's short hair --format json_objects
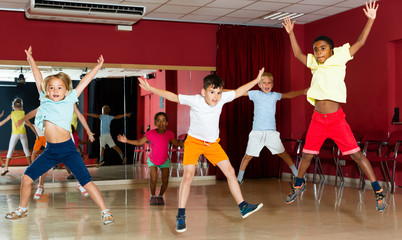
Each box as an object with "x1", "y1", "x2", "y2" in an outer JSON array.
[
  {"x1": 12, "y1": 98, "x2": 23, "y2": 110},
  {"x1": 203, "y1": 75, "x2": 224, "y2": 90},
  {"x1": 102, "y1": 105, "x2": 111, "y2": 115},
  {"x1": 313, "y1": 35, "x2": 334, "y2": 50},
  {"x1": 154, "y1": 112, "x2": 168, "y2": 122},
  {"x1": 261, "y1": 72, "x2": 274, "y2": 83},
  {"x1": 42, "y1": 72, "x2": 73, "y2": 96}
]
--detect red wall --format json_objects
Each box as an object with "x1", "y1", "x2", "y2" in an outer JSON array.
[{"x1": 0, "y1": 11, "x2": 218, "y2": 67}]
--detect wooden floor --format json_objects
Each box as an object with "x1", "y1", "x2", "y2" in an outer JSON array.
[{"x1": 0, "y1": 178, "x2": 400, "y2": 240}]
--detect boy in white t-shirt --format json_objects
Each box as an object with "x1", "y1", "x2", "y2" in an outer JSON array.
[
  {"x1": 237, "y1": 72, "x2": 306, "y2": 184},
  {"x1": 138, "y1": 69, "x2": 265, "y2": 233}
]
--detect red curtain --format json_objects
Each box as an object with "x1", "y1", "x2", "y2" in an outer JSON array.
[{"x1": 216, "y1": 25, "x2": 285, "y2": 180}]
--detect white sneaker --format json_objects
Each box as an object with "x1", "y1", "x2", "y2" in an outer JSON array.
[{"x1": 77, "y1": 184, "x2": 89, "y2": 197}]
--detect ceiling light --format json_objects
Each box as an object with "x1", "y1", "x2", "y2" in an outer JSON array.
[
  {"x1": 15, "y1": 67, "x2": 25, "y2": 87},
  {"x1": 263, "y1": 12, "x2": 304, "y2": 21}
]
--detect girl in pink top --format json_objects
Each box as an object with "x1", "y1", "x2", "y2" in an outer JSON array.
[{"x1": 118, "y1": 112, "x2": 182, "y2": 205}]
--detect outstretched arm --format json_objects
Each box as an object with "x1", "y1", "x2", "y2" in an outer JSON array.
[
  {"x1": 16, "y1": 108, "x2": 38, "y2": 128},
  {"x1": 138, "y1": 77, "x2": 179, "y2": 103},
  {"x1": 25, "y1": 46, "x2": 44, "y2": 93},
  {"x1": 75, "y1": 55, "x2": 104, "y2": 97},
  {"x1": 349, "y1": 0, "x2": 378, "y2": 56},
  {"x1": 114, "y1": 112, "x2": 131, "y2": 120},
  {"x1": 85, "y1": 113, "x2": 101, "y2": 118},
  {"x1": 282, "y1": 17, "x2": 307, "y2": 66},
  {"x1": 74, "y1": 104, "x2": 95, "y2": 142},
  {"x1": 171, "y1": 138, "x2": 184, "y2": 147},
  {"x1": 234, "y1": 68, "x2": 264, "y2": 99},
  {"x1": 0, "y1": 114, "x2": 11, "y2": 127},
  {"x1": 282, "y1": 88, "x2": 308, "y2": 99},
  {"x1": 24, "y1": 120, "x2": 37, "y2": 137},
  {"x1": 117, "y1": 134, "x2": 148, "y2": 146}
]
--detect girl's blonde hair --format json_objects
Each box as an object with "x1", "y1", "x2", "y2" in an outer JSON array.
[
  {"x1": 42, "y1": 72, "x2": 73, "y2": 97},
  {"x1": 12, "y1": 98, "x2": 23, "y2": 110}
]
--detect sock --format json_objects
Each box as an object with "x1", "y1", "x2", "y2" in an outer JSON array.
[
  {"x1": 178, "y1": 208, "x2": 185, "y2": 216},
  {"x1": 371, "y1": 181, "x2": 381, "y2": 192},
  {"x1": 36, "y1": 185, "x2": 44, "y2": 194},
  {"x1": 238, "y1": 201, "x2": 247, "y2": 210},
  {"x1": 100, "y1": 156, "x2": 104, "y2": 162},
  {"x1": 290, "y1": 165, "x2": 298, "y2": 176},
  {"x1": 101, "y1": 209, "x2": 110, "y2": 214},
  {"x1": 237, "y1": 170, "x2": 245, "y2": 182},
  {"x1": 19, "y1": 206, "x2": 27, "y2": 212},
  {"x1": 119, "y1": 153, "x2": 124, "y2": 160},
  {"x1": 294, "y1": 177, "x2": 304, "y2": 187}
]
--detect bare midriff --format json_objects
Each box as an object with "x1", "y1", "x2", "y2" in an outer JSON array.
[
  {"x1": 43, "y1": 120, "x2": 71, "y2": 143},
  {"x1": 315, "y1": 99, "x2": 340, "y2": 114}
]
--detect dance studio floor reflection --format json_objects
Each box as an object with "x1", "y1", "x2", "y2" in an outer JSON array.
[
  {"x1": 0, "y1": 178, "x2": 401, "y2": 240},
  {"x1": 0, "y1": 163, "x2": 210, "y2": 185}
]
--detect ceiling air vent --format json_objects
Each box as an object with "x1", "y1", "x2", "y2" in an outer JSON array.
[{"x1": 25, "y1": 0, "x2": 146, "y2": 25}]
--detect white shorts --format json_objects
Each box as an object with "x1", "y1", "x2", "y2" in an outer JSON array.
[
  {"x1": 245, "y1": 130, "x2": 285, "y2": 156},
  {"x1": 99, "y1": 134, "x2": 116, "y2": 148}
]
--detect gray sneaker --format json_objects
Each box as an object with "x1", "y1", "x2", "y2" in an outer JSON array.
[
  {"x1": 375, "y1": 189, "x2": 386, "y2": 212},
  {"x1": 286, "y1": 182, "x2": 306, "y2": 204}
]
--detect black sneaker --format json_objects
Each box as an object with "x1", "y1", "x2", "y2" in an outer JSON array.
[
  {"x1": 286, "y1": 182, "x2": 306, "y2": 204},
  {"x1": 156, "y1": 196, "x2": 165, "y2": 205},
  {"x1": 375, "y1": 189, "x2": 386, "y2": 212},
  {"x1": 149, "y1": 196, "x2": 157, "y2": 205},
  {"x1": 238, "y1": 180, "x2": 244, "y2": 185},
  {"x1": 240, "y1": 203, "x2": 263, "y2": 218},
  {"x1": 175, "y1": 215, "x2": 186, "y2": 233}
]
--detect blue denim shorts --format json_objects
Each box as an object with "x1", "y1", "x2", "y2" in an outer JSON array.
[{"x1": 25, "y1": 139, "x2": 92, "y2": 186}]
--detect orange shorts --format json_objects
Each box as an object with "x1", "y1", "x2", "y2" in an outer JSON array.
[
  {"x1": 33, "y1": 136, "x2": 46, "y2": 151},
  {"x1": 183, "y1": 135, "x2": 229, "y2": 166}
]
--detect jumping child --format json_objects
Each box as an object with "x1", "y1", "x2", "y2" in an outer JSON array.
[
  {"x1": 237, "y1": 72, "x2": 306, "y2": 184},
  {"x1": 4, "y1": 46, "x2": 114, "y2": 225},
  {"x1": 138, "y1": 69, "x2": 265, "y2": 233},
  {"x1": 0, "y1": 98, "x2": 34, "y2": 176},
  {"x1": 86, "y1": 105, "x2": 130, "y2": 167},
  {"x1": 282, "y1": 0, "x2": 386, "y2": 211}
]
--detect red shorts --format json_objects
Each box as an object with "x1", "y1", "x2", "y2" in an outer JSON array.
[{"x1": 303, "y1": 107, "x2": 360, "y2": 155}]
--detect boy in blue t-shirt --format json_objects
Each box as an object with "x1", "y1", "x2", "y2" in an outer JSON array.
[
  {"x1": 237, "y1": 72, "x2": 306, "y2": 184},
  {"x1": 86, "y1": 105, "x2": 130, "y2": 167}
]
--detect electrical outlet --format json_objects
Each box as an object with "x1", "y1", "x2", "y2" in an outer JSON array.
[{"x1": 339, "y1": 160, "x2": 346, "y2": 166}]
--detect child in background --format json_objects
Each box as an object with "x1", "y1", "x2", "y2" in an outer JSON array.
[
  {"x1": 117, "y1": 112, "x2": 182, "y2": 205},
  {"x1": 0, "y1": 98, "x2": 35, "y2": 176},
  {"x1": 237, "y1": 72, "x2": 306, "y2": 184},
  {"x1": 4, "y1": 46, "x2": 114, "y2": 225},
  {"x1": 86, "y1": 106, "x2": 130, "y2": 167},
  {"x1": 138, "y1": 68, "x2": 264, "y2": 233},
  {"x1": 282, "y1": 0, "x2": 386, "y2": 211}
]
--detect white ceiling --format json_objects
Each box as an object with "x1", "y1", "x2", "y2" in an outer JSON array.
[
  {"x1": 0, "y1": 0, "x2": 369, "y2": 27},
  {"x1": 0, "y1": 0, "x2": 369, "y2": 81}
]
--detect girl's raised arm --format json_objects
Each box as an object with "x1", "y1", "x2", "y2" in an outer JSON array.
[
  {"x1": 25, "y1": 47, "x2": 43, "y2": 93},
  {"x1": 75, "y1": 55, "x2": 104, "y2": 97}
]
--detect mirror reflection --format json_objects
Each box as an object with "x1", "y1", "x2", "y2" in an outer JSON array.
[{"x1": 0, "y1": 68, "x2": 214, "y2": 188}]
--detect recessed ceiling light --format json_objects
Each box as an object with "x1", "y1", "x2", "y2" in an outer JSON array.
[{"x1": 263, "y1": 12, "x2": 304, "y2": 21}]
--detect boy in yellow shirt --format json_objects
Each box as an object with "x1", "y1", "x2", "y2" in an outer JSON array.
[{"x1": 282, "y1": 0, "x2": 385, "y2": 211}]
